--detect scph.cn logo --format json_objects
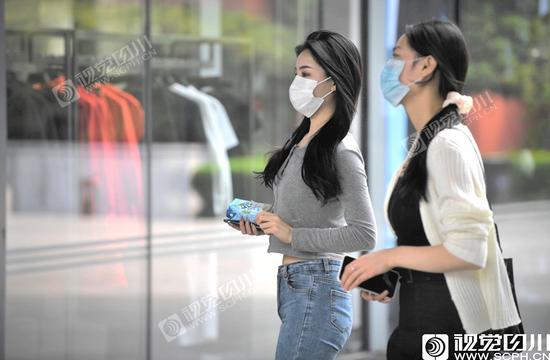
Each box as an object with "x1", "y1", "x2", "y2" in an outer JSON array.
[{"x1": 422, "y1": 334, "x2": 449, "y2": 360}]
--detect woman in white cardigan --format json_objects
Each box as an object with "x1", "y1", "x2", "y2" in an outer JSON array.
[{"x1": 340, "y1": 20, "x2": 521, "y2": 359}]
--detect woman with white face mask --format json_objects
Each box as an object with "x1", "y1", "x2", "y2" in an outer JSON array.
[
  {"x1": 226, "y1": 30, "x2": 377, "y2": 359},
  {"x1": 340, "y1": 20, "x2": 522, "y2": 359}
]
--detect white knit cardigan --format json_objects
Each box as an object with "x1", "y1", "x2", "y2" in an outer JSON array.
[{"x1": 384, "y1": 123, "x2": 522, "y2": 334}]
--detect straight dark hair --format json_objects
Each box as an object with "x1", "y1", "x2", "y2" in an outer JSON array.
[
  {"x1": 398, "y1": 20, "x2": 469, "y2": 203},
  {"x1": 255, "y1": 30, "x2": 362, "y2": 205}
]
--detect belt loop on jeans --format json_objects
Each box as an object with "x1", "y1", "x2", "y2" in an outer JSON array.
[
  {"x1": 322, "y1": 258, "x2": 330, "y2": 274},
  {"x1": 280, "y1": 264, "x2": 288, "y2": 278}
]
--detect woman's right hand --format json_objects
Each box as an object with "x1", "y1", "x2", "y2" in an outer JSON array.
[{"x1": 360, "y1": 290, "x2": 392, "y2": 304}]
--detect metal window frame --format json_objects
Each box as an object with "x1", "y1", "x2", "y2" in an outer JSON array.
[
  {"x1": 359, "y1": 0, "x2": 370, "y2": 352},
  {"x1": 143, "y1": 0, "x2": 153, "y2": 359},
  {"x1": 0, "y1": 0, "x2": 7, "y2": 357}
]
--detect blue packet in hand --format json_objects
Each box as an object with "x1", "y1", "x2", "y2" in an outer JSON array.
[{"x1": 225, "y1": 198, "x2": 271, "y2": 224}]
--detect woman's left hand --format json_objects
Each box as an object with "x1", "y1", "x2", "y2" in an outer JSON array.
[
  {"x1": 340, "y1": 249, "x2": 394, "y2": 291},
  {"x1": 256, "y1": 211, "x2": 293, "y2": 244}
]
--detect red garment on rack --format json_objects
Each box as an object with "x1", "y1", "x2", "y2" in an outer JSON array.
[
  {"x1": 45, "y1": 75, "x2": 129, "y2": 288},
  {"x1": 100, "y1": 84, "x2": 144, "y2": 215},
  {"x1": 103, "y1": 84, "x2": 144, "y2": 141}
]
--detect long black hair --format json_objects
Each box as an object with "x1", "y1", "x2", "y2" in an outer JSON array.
[
  {"x1": 397, "y1": 20, "x2": 469, "y2": 203},
  {"x1": 255, "y1": 30, "x2": 362, "y2": 205}
]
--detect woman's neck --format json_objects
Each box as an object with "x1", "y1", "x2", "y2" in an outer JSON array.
[
  {"x1": 403, "y1": 90, "x2": 445, "y2": 132},
  {"x1": 300, "y1": 103, "x2": 335, "y2": 145}
]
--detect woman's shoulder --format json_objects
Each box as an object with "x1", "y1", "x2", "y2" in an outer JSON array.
[
  {"x1": 429, "y1": 123, "x2": 473, "y2": 151},
  {"x1": 335, "y1": 133, "x2": 365, "y2": 168},
  {"x1": 427, "y1": 123, "x2": 483, "y2": 174},
  {"x1": 336, "y1": 132, "x2": 361, "y2": 154}
]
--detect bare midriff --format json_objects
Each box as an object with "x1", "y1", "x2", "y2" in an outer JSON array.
[{"x1": 282, "y1": 254, "x2": 306, "y2": 265}]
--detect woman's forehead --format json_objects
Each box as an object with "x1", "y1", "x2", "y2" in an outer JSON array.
[
  {"x1": 296, "y1": 50, "x2": 316, "y2": 67},
  {"x1": 395, "y1": 35, "x2": 409, "y2": 52}
]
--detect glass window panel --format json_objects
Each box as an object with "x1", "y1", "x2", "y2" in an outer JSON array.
[
  {"x1": 5, "y1": 1, "x2": 148, "y2": 359},
  {"x1": 149, "y1": 1, "x2": 323, "y2": 359}
]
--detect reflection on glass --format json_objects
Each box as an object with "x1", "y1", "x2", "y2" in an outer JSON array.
[
  {"x1": 3, "y1": 0, "x2": 340, "y2": 359},
  {"x1": 150, "y1": 1, "x2": 323, "y2": 359},
  {"x1": 5, "y1": 1, "x2": 147, "y2": 359}
]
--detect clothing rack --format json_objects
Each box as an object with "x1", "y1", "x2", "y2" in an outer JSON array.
[
  {"x1": 6, "y1": 29, "x2": 77, "y2": 140},
  {"x1": 7, "y1": 29, "x2": 254, "y2": 143}
]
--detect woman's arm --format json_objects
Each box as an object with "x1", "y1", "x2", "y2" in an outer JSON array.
[
  {"x1": 289, "y1": 143, "x2": 377, "y2": 253},
  {"x1": 391, "y1": 244, "x2": 481, "y2": 272},
  {"x1": 340, "y1": 244, "x2": 479, "y2": 292},
  {"x1": 426, "y1": 134, "x2": 494, "y2": 269},
  {"x1": 343, "y1": 132, "x2": 493, "y2": 291}
]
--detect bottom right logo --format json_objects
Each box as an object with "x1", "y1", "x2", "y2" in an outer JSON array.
[{"x1": 423, "y1": 334, "x2": 450, "y2": 360}]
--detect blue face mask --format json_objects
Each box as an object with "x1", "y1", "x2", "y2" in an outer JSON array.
[{"x1": 380, "y1": 57, "x2": 425, "y2": 106}]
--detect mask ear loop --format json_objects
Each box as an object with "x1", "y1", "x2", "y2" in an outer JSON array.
[
  {"x1": 316, "y1": 76, "x2": 335, "y2": 99},
  {"x1": 405, "y1": 56, "x2": 436, "y2": 87},
  {"x1": 405, "y1": 78, "x2": 423, "y2": 87},
  {"x1": 320, "y1": 88, "x2": 335, "y2": 99}
]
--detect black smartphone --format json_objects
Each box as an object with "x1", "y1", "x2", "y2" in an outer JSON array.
[
  {"x1": 339, "y1": 255, "x2": 400, "y2": 298},
  {"x1": 223, "y1": 218, "x2": 263, "y2": 231}
]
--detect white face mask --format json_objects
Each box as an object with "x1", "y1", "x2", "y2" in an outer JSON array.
[{"x1": 288, "y1": 75, "x2": 334, "y2": 118}]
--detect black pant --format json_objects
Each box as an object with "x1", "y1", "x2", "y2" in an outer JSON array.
[{"x1": 387, "y1": 274, "x2": 465, "y2": 360}]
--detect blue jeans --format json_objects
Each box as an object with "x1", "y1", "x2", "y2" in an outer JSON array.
[{"x1": 275, "y1": 258, "x2": 353, "y2": 360}]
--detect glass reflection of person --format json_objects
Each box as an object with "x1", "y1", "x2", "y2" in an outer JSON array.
[{"x1": 227, "y1": 31, "x2": 377, "y2": 359}]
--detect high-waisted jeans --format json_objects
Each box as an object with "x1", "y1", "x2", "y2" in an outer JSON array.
[{"x1": 275, "y1": 258, "x2": 353, "y2": 360}]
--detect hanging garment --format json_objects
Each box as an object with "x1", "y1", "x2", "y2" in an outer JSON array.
[
  {"x1": 100, "y1": 84, "x2": 144, "y2": 215},
  {"x1": 169, "y1": 83, "x2": 238, "y2": 216}
]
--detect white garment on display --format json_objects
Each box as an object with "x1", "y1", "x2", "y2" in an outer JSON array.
[
  {"x1": 169, "y1": 83, "x2": 238, "y2": 216},
  {"x1": 199, "y1": 88, "x2": 239, "y2": 150}
]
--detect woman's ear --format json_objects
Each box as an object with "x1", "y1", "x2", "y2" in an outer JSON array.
[
  {"x1": 423, "y1": 55, "x2": 438, "y2": 75},
  {"x1": 330, "y1": 79, "x2": 336, "y2": 91}
]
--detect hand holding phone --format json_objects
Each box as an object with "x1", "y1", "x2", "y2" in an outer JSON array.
[
  {"x1": 338, "y1": 255, "x2": 400, "y2": 298},
  {"x1": 223, "y1": 218, "x2": 263, "y2": 232}
]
